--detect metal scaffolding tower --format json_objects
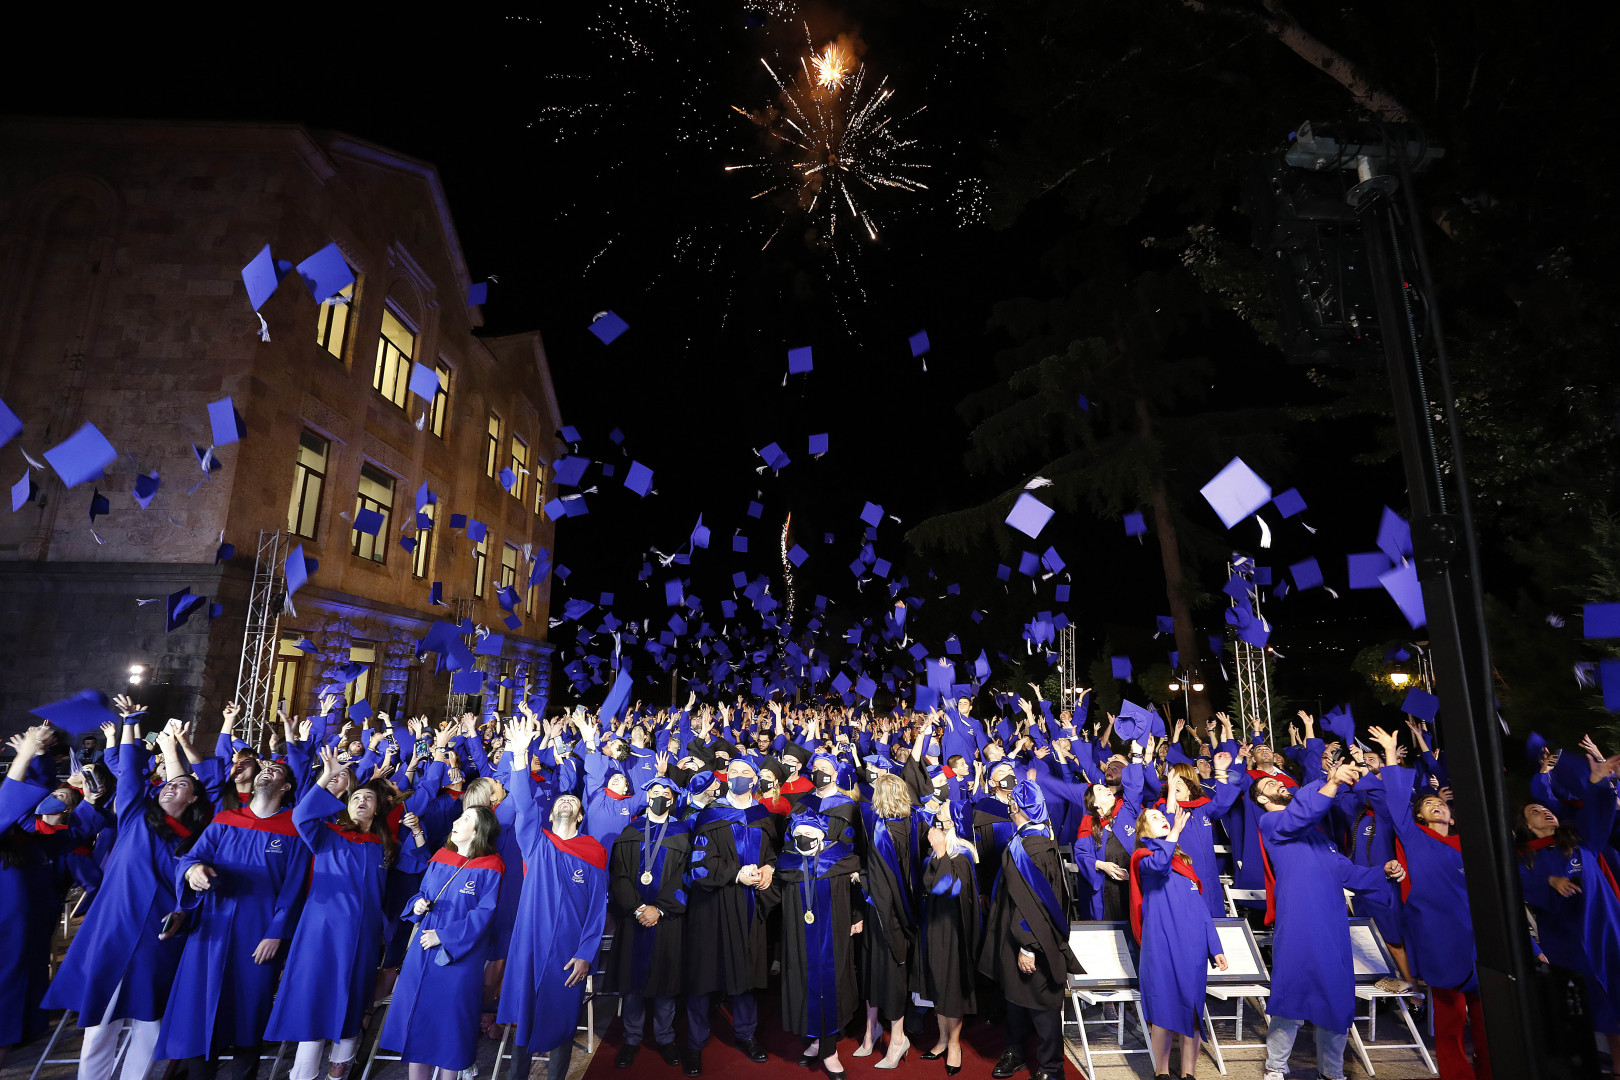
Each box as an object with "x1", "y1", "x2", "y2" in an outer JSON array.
[
  {"x1": 1226, "y1": 560, "x2": 1274, "y2": 746},
  {"x1": 1055, "y1": 624, "x2": 1083, "y2": 714},
  {"x1": 444, "y1": 596, "x2": 475, "y2": 722},
  {"x1": 234, "y1": 530, "x2": 288, "y2": 749}
]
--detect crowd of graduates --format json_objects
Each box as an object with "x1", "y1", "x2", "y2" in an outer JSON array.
[{"x1": 3, "y1": 686, "x2": 1617, "y2": 1080}]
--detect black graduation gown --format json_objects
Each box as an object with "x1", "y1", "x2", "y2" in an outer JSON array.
[
  {"x1": 858, "y1": 806, "x2": 923, "y2": 1019},
  {"x1": 768, "y1": 845, "x2": 864, "y2": 1040},
  {"x1": 802, "y1": 791, "x2": 860, "y2": 849},
  {"x1": 978, "y1": 827, "x2": 1081, "y2": 1011},
  {"x1": 971, "y1": 796, "x2": 1016, "y2": 896},
  {"x1": 608, "y1": 814, "x2": 691, "y2": 999},
  {"x1": 1100, "y1": 829, "x2": 1131, "y2": 921},
  {"x1": 683, "y1": 800, "x2": 781, "y2": 996},
  {"x1": 921, "y1": 850, "x2": 981, "y2": 1018}
]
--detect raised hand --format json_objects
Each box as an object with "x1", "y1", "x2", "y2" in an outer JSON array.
[
  {"x1": 655, "y1": 752, "x2": 669, "y2": 776},
  {"x1": 222, "y1": 701, "x2": 242, "y2": 727},
  {"x1": 1213, "y1": 750, "x2": 1233, "y2": 774},
  {"x1": 320, "y1": 694, "x2": 340, "y2": 716},
  {"x1": 113, "y1": 693, "x2": 142, "y2": 718},
  {"x1": 1169, "y1": 808, "x2": 1191, "y2": 841}
]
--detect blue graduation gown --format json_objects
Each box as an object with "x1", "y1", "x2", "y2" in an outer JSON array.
[
  {"x1": 156, "y1": 804, "x2": 311, "y2": 1059},
  {"x1": 1257, "y1": 779, "x2": 1387, "y2": 1032},
  {"x1": 1152, "y1": 775, "x2": 1250, "y2": 918},
  {"x1": 488, "y1": 794, "x2": 524, "y2": 958},
  {"x1": 1339, "y1": 786, "x2": 1403, "y2": 944},
  {"x1": 380, "y1": 847, "x2": 505, "y2": 1070},
  {"x1": 0, "y1": 776, "x2": 84, "y2": 1045},
  {"x1": 1131, "y1": 839, "x2": 1223, "y2": 1038},
  {"x1": 1231, "y1": 768, "x2": 1297, "y2": 894},
  {"x1": 1377, "y1": 767, "x2": 1474, "y2": 991},
  {"x1": 265, "y1": 787, "x2": 390, "y2": 1042},
  {"x1": 44, "y1": 746, "x2": 192, "y2": 1024},
  {"x1": 497, "y1": 766, "x2": 608, "y2": 1052}
]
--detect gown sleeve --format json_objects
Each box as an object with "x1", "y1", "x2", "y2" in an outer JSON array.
[{"x1": 293, "y1": 785, "x2": 345, "y2": 854}]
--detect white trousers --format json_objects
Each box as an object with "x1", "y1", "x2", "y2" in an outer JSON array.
[
  {"x1": 289, "y1": 1037, "x2": 359, "y2": 1080},
  {"x1": 78, "y1": 986, "x2": 161, "y2": 1080}
]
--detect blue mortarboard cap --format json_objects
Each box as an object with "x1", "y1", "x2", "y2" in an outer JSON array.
[
  {"x1": 908, "y1": 330, "x2": 930, "y2": 357},
  {"x1": 1200, "y1": 457, "x2": 1272, "y2": 528},
  {"x1": 1377, "y1": 506, "x2": 1414, "y2": 563},
  {"x1": 787, "y1": 544, "x2": 807, "y2": 566},
  {"x1": 559, "y1": 426, "x2": 581, "y2": 443},
  {"x1": 1379, "y1": 562, "x2": 1426, "y2": 629},
  {"x1": 746, "y1": 501, "x2": 764, "y2": 519},
  {"x1": 808, "y1": 432, "x2": 829, "y2": 456},
  {"x1": 416, "y1": 483, "x2": 437, "y2": 511},
  {"x1": 1584, "y1": 603, "x2": 1620, "y2": 640},
  {"x1": 589, "y1": 311, "x2": 629, "y2": 344},
  {"x1": 1401, "y1": 687, "x2": 1440, "y2": 722},
  {"x1": 1124, "y1": 511, "x2": 1146, "y2": 536},
  {"x1": 215, "y1": 541, "x2": 235, "y2": 563},
  {"x1": 1166, "y1": 742, "x2": 1194, "y2": 766},
  {"x1": 295, "y1": 243, "x2": 354, "y2": 304},
  {"x1": 166, "y1": 588, "x2": 207, "y2": 632},
  {"x1": 347, "y1": 699, "x2": 373, "y2": 722},
  {"x1": 855, "y1": 675, "x2": 877, "y2": 700},
  {"x1": 450, "y1": 670, "x2": 485, "y2": 695},
  {"x1": 1289, "y1": 557, "x2": 1323, "y2": 591},
  {"x1": 1009, "y1": 781, "x2": 1049, "y2": 823},
  {"x1": 285, "y1": 545, "x2": 312, "y2": 599},
  {"x1": 1272, "y1": 488, "x2": 1307, "y2": 518},
  {"x1": 1254, "y1": 566, "x2": 1272, "y2": 585},
  {"x1": 624, "y1": 460, "x2": 653, "y2": 497},
  {"x1": 732, "y1": 535, "x2": 748, "y2": 553},
  {"x1": 89, "y1": 488, "x2": 109, "y2": 521},
  {"x1": 787, "y1": 346, "x2": 813, "y2": 374},
  {"x1": 759, "y1": 443, "x2": 790, "y2": 470},
  {"x1": 44, "y1": 422, "x2": 117, "y2": 489},
  {"x1": 1077, "y1": 393, "x2": 1091, "y2": 412},
  {"x1": 665, "y1": 579, "x2": 684, "y2": 606},
  {"x1": 207, "y1": 397, "x2": 246, "y2": 447},
  {"x1": 429, "y1": 581, "x2": 444, "y2": 605},
  {"x1": 1041, "y1": 547, "x2": 1065, "y2": 574},
  {"x1": 1018, "y1": 550, "x2": 1041, "y2": 576},
  {"x1": 295, "y1": 638, "x2": 316, "y2": 653},
  {"x1": 133, "y1": 472, "x2": 161, "y2": 509},
  {"x1": 1603, "y1": 660, "x2": 1620, "y2": 712},
  {"x1": 29, "y1": 689, "x2": 120, "y2": 735},
  {"x1": 449, "y1": 513, "x2": 468, "y2": 530},
  {"x1": 1113, "y1": 699, "x2": 1159, "y2": 742},
  {"x1": 408, "y1": 362, "x2": 441, "y2": 402},
  {"x1": 241, "y1": 244, "x2": 283, "y2": 311},
  {"x1": 467, "y1": 282, "x2": 488, "y2": 306},
  {"x1": 553, "y1": 456, "x2": 590, "y2": 488},
  {"x1": 475, "y1": 634, "x2": 506, "y2": 657},
  {"x1": 1348, "y1": 552, "x2": 1393, "y2": 590},
  {"x1": 691, "y1": 519, "x2": 710, "y2": 549},
  {"x1": 1320, "y1": 705, "x2": 1355, "y2": 744},
  {"x1": 0, "y1": 398, "x2": 22, "y2": 449},
  {"x1": 860, "y1": 501, "x2": 884, "y2": 527},
  {"x1": 1156, "y1": 615, "x2": 1175, "y2": 634},
  {"x1": 12, "y1": 471, "x2": 34, "y2": 512},
  {"x1": 497, "y1": 467, "x2": 517, "y2": 493},
  {"x1": 193, "y1": 443, "x2": 223, "y2": 474},
  {"x1": 352, "y1": 508, "x2": 384, "y2": 536},
  {"x1": 1111, "y1": 656, "x2": 1133, "y2": 681},
  {"x1": 1005, "y1": 492, "x2": 1054, "y2": 539},
  {"x1": 466, "y1": 519, "x2": 487, "y2": 543},
  {"x1": 1526, "y1": 731, "x2": 1548, "y2": 765}
]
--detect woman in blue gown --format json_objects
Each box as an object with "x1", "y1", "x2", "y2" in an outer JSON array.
[
  {"x1": 1130, "y1": 807, "x2": 1227, "y2": 1080},
  {"x1": 265, "y1": 748, "x2": 395, "y2": 1080},
  {"x1": 379, "y1": 805, "x2": 505, "y2": 1079}
]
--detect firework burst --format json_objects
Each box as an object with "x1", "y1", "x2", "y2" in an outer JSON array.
[{"x1": 728, "y1": 26, "x2": 928, "y2": 252}]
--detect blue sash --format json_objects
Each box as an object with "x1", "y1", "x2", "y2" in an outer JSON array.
[
  {"x1": 1008, "y1": 829, "x2": 1067, "y2": 933},
  {"x1": 778, "y1": 844, "x2": 853, "y2": 1038}
]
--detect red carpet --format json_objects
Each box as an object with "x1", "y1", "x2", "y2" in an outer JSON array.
[{"x1": 581, "y1": 997, "x2": 1017, "y2": 1080}]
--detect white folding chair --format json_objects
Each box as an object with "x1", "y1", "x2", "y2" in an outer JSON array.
[
  {"x1": 1348, "y1": 984, "x2": 1436, "y2": 1077},
  {"x1": 28, "y1": 1012, "x2": 133, "y2": 1080},
  {"x1": 1201, "y1": 985, "x2": 1272, "y2": 1074},
  {"x1": 1064, "y1": 987, "x2": 1150, "y2": 1080}
]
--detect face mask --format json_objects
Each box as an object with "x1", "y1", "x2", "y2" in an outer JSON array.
[
  {"x1": 36, "y1": 795, "x2": 68, "y2": 815},
  {"x1": 794, "y1": 834, "x2": 820, "y2": 854},
  {"x1": 812, "y1": 770, "x2": 834, "y2": 788},
  {"x1": 931, "y1": 785, "x2": 947, "y2": 800},
  {"x1": 996, "y1": 777, "x2": 1017, "y2": 791},
  {"x1": 758, "y1": 776, "x2": 776, "y2": 791},
  {"x1": 728, "y1": 776, "x2": 754, "y2": 796},
  {"x1": 648, "y1": 795, "x2": 674, "y2": 816}
]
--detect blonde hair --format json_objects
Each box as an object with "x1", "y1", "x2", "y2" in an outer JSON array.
[
  {"x1": 871, "y1": 773, "x2": 913, "y2": 820},
  {"x1": 1167, "y1": 762, "x2": 1204, "y2": 801},
  {"x1": 464, "y1": 776, "x2": 506, "y2": 809}
]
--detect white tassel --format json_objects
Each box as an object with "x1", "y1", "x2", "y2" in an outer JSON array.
[{"x1": 1256, "y1": 515, "x2": 1272, "y2": 549}]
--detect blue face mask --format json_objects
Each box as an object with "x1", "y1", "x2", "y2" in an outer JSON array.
[
  {"x1": 728, "y1": 776, "x2": 754, "y2": 796},
  {"x1": 36, "y1": 795, "x2": 69, "y2": 815}
]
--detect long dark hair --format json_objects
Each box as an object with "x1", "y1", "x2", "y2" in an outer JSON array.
[
  {"x1": 1084, "y1": 783, "x2": 1116, "y2": 845},
  {"x1": 335, "y1": 781, "x2": 399, "y2": 866},
  {"x1": 1514, "y1": 803, "x2": 1580, "y2": 866},
  {"x1": 448, "y1": 805, "x2": 501, "y2": 859},
  {"x1": 145, "y1": 774, "x2": 214, "y2": 855}
]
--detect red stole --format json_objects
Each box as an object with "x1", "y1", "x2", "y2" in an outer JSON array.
[
  {"x1": 164, "y1": 815, "x2": 193, "y2": 838},
  {"x1": 605, "y1": 789, "x2": 633, "y2": 801},
  {"x1": 325, "y1": 823, "x2": 381, "y2": 843},
  {"x1": 213, "y1": 807, "x2": 301, "y2": 836},
  {"x1": 1257, "y1": 832, "x2": 1279, "y2": 927},
  {"x1": 1128, "y1": 845, "x2": 1202, "y2": 942},
  {"x1": 430, "y1": 846, "x2": 506, "y2": 874},
  {"x1": 1247, "y1": 769, "x2": 1298, "y2": 788},
  {"x1": 1394, "y1": 824, "x2": 1462, "y2": 902},
  {"x1": 543, "y1": 828, "x2": 608, "y2": 871}
]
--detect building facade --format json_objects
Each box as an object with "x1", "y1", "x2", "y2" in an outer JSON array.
[{"x1": 0, "y1": 117, "x2": 561, "y2": 738}]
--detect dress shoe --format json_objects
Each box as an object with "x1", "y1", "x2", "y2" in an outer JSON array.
[
  {"x1": 990, "y1": 1051, "x2": 1027, "y2": 1079},
  {"x1": 919, "y1": 1048, "x2": 947, "y2": 1061},
  {"x1": 874, "y1": 1037, "x2": 910, "y2": 1070},
  {"x1": 655, "y1": 1043, "x2": 681, "y2": 1067},
  {"x1": 738, "y1": 1038, "x2": 769, "y2": 1064},
  {"x1": 682, "y1": 1048, "x2": 703, "y2": 1077},
  {"x1": 615, "y1": 1045, "x2": 640, "y2": 1069}
]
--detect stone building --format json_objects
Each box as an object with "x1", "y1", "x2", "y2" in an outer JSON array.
[{"x1": 0, "y1": 117, "x2": 561, "y2": 738}]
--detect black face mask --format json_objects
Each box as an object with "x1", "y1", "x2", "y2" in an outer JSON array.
[
  {"x1": 648, "y1": 795, "x2": 674, "y2": 816},
  {"x1": 794, "y1": 834, "x2": 820, "y2": 854},
  {"x1": 812, "y1": 770, "x2": 834, "y2": 788},
  {"x1": 931, "y1": 785, "x2": 947, "y2": 800},
  {"x1": 728, "y1": 776, "x2": 754, "y2": 796},
  {"x1": 758, "y1": 776, "x2": 776, "y2": 791},
  {"x1": 996, "y1": 777, "x2": 1017, "y2": 791}
]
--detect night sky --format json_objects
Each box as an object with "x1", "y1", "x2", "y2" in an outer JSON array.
[{"x1": 7, "y1": 6, "x2": 1419, "y2": 711}]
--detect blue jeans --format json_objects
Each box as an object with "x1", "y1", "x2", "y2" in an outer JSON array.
[{"x1": 1264, "y1": 1015, "x2": 1347, "y2": 1078}]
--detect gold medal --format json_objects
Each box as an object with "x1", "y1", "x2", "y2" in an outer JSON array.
[
  {"x1": 804, "y1": 910, "x2": 815, "y2": 925},
  {"x1": 641, "y1": 871, "x2": 654, "y2": 885}
]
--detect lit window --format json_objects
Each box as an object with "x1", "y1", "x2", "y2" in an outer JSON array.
[
  {"x1": 373, "y1": 306, "x2": 416, "y2": 408},
  {"x1": 509, "y1": 437, "x2": 527, "y2": 501},
  {"x1": 485, "y1": 414, "x2": 501, "y2": 478},
  {"x1": 428, "y1": 362, "x2": 451, "y2": 438},
  {"x1": 344, "y1": 643, "x2": 376, "y2": 708},
  {"x1": 533, "y1": 460, "x2": 546, "y2": 516},
  {"x1": 272, "y1": 633, "x2": 306, "y2": 715},
  {"x1": 500, "y1": 543, "x2": 519, "y2": 595},
  {"x1": 473, "y1": 536, "x2": 488, "y2": 598},
  {"x1": 286, "y1": 430, "x2": 329, "y2": 539},
  {"x1": 497, "y1": 661, "x2": 514, "y2": 715},
  {"x1": 316, "y1": 280, "x2": 355, "y2": 360},
  {"x1": 412, "y1": 500, "x2": 435, "y2": 579},
  {"x1": 352, "y1": 463, "x2": 395, "y2": 564}
]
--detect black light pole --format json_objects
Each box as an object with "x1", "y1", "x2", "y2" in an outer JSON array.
[{"x1": 1254, "y1": 122, "x2": 1595, "y2": 1079}]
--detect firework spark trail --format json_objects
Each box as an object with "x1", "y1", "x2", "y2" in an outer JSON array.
[{"x1": 781, "y1": 512, "x2": 796, "y2": 618}]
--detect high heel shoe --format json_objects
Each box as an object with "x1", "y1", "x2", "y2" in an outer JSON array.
[
  {"x1": 824, "y1": 1069, "x2": 846, "y2": 1080},
  {"x1": 850, "y1": 1043, "x2": 876, "y2": 1059},
  {"x1": 920, "y1": 1048, "x2": 947, "y2": 1061},
  {"x1": 873, "y1": 1037, "x2": 910, "y2": 1070},
  {"x1": 945, "y1": 1047, "x2": 962, "y2": 1075}
]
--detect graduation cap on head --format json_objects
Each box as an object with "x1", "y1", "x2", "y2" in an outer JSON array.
[
  {"x1": 1200, "y1": 458, "x2": 1273, "y2": 529},
  {"x1": 30, "y1": 689, "x2": 120, "y2": 735},
  {"x1": 44, "y1": 422, "x2": 118, "y2": 489},
  {"x1": 588, "y1": 310, "x2": 629, "y2": 344},
  {"x1": 166, "y1": 588, "x2": 207, "y2": 632},
  {"x1": 1004, "y1": 492, "x2": 1054, "y2": 540}
]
